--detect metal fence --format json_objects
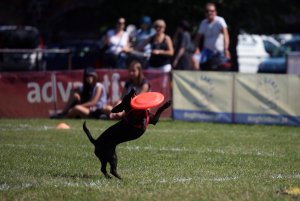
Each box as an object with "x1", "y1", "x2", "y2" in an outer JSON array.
[{"x1": 0, "y1": 48, "x2": 72, "y2": 71}]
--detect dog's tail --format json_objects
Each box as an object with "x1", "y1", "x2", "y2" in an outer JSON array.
[{"x1": 83, "y1": 121, "x2": 96, "y2": 145}]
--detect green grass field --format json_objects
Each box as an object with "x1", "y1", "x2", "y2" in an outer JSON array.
[{"x1": 0, "y1": 119, "x2": 299, "y2": 201}]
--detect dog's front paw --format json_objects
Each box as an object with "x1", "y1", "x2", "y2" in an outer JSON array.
[{"x1": 161, "y1": 100, "x2": 172, "y2": 110}]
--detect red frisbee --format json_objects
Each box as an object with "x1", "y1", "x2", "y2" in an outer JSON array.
[{"x1": 131, "y1": 92, "x2": 164, "y2": 109}]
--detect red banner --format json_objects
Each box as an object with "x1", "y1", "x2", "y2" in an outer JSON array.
[{"x1": 0, "y1": 70, "x2": 172, "y2": 118}]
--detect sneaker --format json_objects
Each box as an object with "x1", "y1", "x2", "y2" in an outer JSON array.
[{"x1": 50, "y1": 113, "x2": 65, "y2": 119}]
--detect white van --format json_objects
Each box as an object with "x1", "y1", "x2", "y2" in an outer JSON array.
[{"x1": 237, "y1": 33, "x2": 280, "y2": 73}]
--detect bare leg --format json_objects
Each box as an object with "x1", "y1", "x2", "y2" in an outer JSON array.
[
  {"x1": 65, "y1": 105, "x2": 90, "y2": 118},
  {"x1": 50, "y1": 91, "x2": 81, "y2": 118},
  {"x1": 61, "y1": 92, "x2": 81, "y2": 114}
]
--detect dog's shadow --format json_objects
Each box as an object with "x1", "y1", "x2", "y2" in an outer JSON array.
[{"x1": 52, "y1": 172, "x2": 96, "y2": 179}]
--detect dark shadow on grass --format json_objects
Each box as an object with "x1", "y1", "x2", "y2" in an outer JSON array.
[{"x1": 52, "y1": 172, "x2": 98, "y2": 179}]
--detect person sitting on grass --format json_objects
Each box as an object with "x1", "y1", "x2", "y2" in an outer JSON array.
[
  {"x1": 108, "y1": 59, "x2": 151, "y2": 119},
  {"x1": 123, "y1": 59, "x2": 151, "y2": 95},
  {"x1": 51, "y1": 67, "x2": 110, "y2": 119}
]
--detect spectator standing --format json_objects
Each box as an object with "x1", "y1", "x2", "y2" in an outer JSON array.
[
  {"x1": 132, "y1": 16, "x2": 155, "y2": 52},
  {"x1": 101, "y1": 17, "x2": 131, "y2": 68},
  {"x1": 195, "y1": 2, "x2": 231, "y2": 70},
  {"x1": 140, "y1": 19, "x2": 174, "y2": 72},
  {"x1": 128, "y1": 16, "x2": 156, "y2": 66},
  {"x1": 51, "y1": 67, "x2": 109, "y2": 119},
  {"x1": 172, "y1": 20, "x2": 194, "y2": 70}
]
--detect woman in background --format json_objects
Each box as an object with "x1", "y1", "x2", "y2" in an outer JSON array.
[
  {"x1": 140, "y1": 19, "x2": 174, "y2": 72},
  {"x1": 172, "y1": 20, "x2": 194, "y2": 70},
  {"x1": 123, "y1": 59, "x2": 151, "y2": 96},
  {"x1": 51, "y1": 67, "x2": 109, "y2": 119},
  {"x1": 109, "y1": 59, "x2": 151, "y2": 119},
  {"x1": 101, "y1": 17, "x2": 131, "y2": 68}
]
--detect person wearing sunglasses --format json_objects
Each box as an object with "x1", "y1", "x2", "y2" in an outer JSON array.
[
  {"x1": 195, "y1": 2, "x2": 231, "y2": 71},
  {"x1": 139, "y1": 19, "x2": 174, "y2": 72},
  {"x1": 101, "y1": 17, "x2": 131, "y2": 68}
]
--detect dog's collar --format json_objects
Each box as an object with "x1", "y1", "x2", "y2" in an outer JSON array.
[{"x1": 124, "y1": 109, "x2": 149, "y2": 129}]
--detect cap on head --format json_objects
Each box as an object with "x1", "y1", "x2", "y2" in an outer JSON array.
[
  {"x1": 140, "y1": 16, "x2": 152, "y2": 26},
  {"x1": 84, "y1": 67, "x2": 98, "y2": 78}
]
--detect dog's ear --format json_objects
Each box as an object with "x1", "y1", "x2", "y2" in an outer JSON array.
[
  {"x1": 129, "y1": 88, "x2": 136, "y2": 97},
  {"x1": 112, "y1": 89, "x2": 135, "y2": 113},
  {"x1": 111, "y1": 102, "x2": 124, "y2": 113}
]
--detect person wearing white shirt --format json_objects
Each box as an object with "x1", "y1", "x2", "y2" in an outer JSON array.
[
  {"x1": 102, "y1": 17, "x2": 130, "y2": 68},
  {"x1": 195, "y1": 2, "x2": 231, "y2": 70}
]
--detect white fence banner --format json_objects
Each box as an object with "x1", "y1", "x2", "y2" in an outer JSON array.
[
  {"x1": 173, "y1": 70, "x2": 300, "y2": 126},
  {"x1": 173, "y1": 71, "x2": 234, "y2": 123},
  {"x1": 234, "y1": 74, "x2": 300, "y2": 125}
]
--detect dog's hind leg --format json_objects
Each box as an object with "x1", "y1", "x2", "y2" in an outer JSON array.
[
  {"x1": 109, "y1": 152, "x2": 122, "y2": 180},
  {"x1": 100, "y1": 159, "x2": 111, "y2": 179}
]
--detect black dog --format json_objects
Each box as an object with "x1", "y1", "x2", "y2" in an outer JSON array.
[{"x1": 83, "y1": 89, "x2": 171, "y2": 179}]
